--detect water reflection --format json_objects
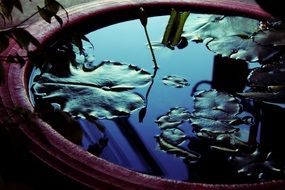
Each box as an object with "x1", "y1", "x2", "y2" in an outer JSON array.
[{"x1": 30, "y1": 13, "x2": 285, "y2": 183}]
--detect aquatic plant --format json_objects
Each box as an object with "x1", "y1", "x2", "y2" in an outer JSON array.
[{"x1": 33, "y1": 60, "x2": 152, "y2": 119}]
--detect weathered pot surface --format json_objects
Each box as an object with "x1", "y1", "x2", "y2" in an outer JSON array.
[{"x1": 1, "y1": 0, "x2": 284, "y2": 189}]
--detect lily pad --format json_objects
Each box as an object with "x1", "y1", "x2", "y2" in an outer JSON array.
[
  {"x1": 155, "y1": 107, "x2": 191, "y2": 129},
  {"x1": 190, "y1": 116, "x2": 238, "y2": 134},
  {"x1": 160, "y1": 128, "x2": 187, "y2": 145},
  {"x1": 156, "y1": 135, "x2": 201, "y2": 162},
  {"x1": 254, "y1": 21, "x2": 285, "y2": 47},
  {"x1": 162, "y1": 75, "x2": 190, "y2": 88},
  {"x1": 206, "y1": 35, "x2": 278, "y2": 62},
  {"x1": 193, "y1": 90, "x2": 242, "y2": 120},
  {"x1": 184, "y1": 14, "x2": 283, "y2": 62},
  {"x1": 33, "y1": 60, "x2": 152, "y2": 119},
  {"x1": 247, "y1": 64, "x2": 285, "y2": 87},
  {"x1": 238, "y1": 63, "x2": 285, "y2": 102},
  {"x1": 190, "y1": 90, "x2": 248, "y2": 149},
  {"x1": 184, "y1": 15, "x2": 259, "y2": 42}
]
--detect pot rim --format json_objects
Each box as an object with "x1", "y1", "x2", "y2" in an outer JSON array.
[{"x1": 1, "y1": 0, "x2": 284, "y2": 189}]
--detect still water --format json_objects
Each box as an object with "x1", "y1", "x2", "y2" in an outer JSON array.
[
  {"x1": 31, "y1": 14, "x2": 285, "y2": 184},
  {"x1": 81, "y1": 16, "x2": 214, "y2": 180}
]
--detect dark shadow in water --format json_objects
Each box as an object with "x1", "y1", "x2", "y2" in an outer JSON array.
[
  {"x1": 255, "y1": 0, "x2": 285, "y2": 20},
  {"x1": 212, "y1": 55, "x2": 249, "y2": 93},
  {"x1": 191, "y1": 55, "x2": 249, "y2": 95},
  {"x1": 113, "y1": 117, "x2": 163, "y2": 176},
  {"x1": 259, "y1": 102, "x2": 285, "y2": 158}
]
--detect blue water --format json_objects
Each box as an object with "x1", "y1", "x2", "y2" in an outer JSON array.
[
  {"x1": 81, "y1": 16, "x2": 215, "y2": 180},
  {"x1": 30, "y1": 14, "x2": 285, "y2": 183}
]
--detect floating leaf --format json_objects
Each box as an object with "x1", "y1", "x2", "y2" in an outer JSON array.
[
  {"x1": 206, "y1": 35, "x2": 278, "y2": 62},
  {"x1": 193, "y1": 90, "x2": 241, "y2": 120},
  {"x1": 184, "y1": 15, "x2": 259, "y2": 41},
  {"x1": 254, "y1": 21, "x2": 285, "y2": 47},
  {"x1": 160, "y1": 128, "x2": 187, "y2": 145},
  {"x1": 248, "y1": 64, "x2": 285, "y2": 87},
  {"x1": 190, "y1": 116, "x2": 238, "y2": 134},
  {"x1": 238, "y1": 64, "x2": 285, "y2": 102},
  {"x1": 190, "y1": 90, "x2": 248, "y2": 149},
  {"x1": 162, "y1": 75, "x2": 189, "y2": 88},
  {"x1": 156, "y1": 107, "x2": 191, "y2": 129},
  {"x1": 156, "y1": 135, "x2": 200, "y2": 162},
  {"x1": 33, "y1": 61, "x2": 152, "y2": 119},
  {"x1": 183, "y1": 14, "x2": 283, "y2": 62}
]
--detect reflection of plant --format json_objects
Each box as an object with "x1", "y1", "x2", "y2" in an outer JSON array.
[
  {"x1": 229, "y1": 147, "x2": 285, "y2": 182},
  {"x1": 239, "y1": 62, "x2": 285, "y2": 102}
]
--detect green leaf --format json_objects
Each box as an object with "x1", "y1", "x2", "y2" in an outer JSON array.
[
  {"x1": 45, "y1": 0, "x2": 69, "y2": 25},
  {"x1": 54, "y1": 14, "x2": 63, "y2": 27},
  {"x1": 162, "y1": 75, "x2": 189, "y2": 88},
  {"x1": 37, "y1": 6, "x2": 52, "y2": 23},
  {"x1": 0, "y1": 32, "x2": 9, "y2": 53},
  {"x1": 160, "y1": 128, "x2": 187, "y2": 145},
  {"x1": 12, "y1": 0, "x2": 23, "y2": 12},
  {"x1": 193, "y1": 90, "x2": 242, "y2": 120},
  {"x1": 81, "y1": 35, "x2": 94, "y2": 49},
  {"x1": 238, "y1": 63, "x2": 285, "y2": 102},
  {"x1": 162, "y1": 9, "x2": 190, "y2": 48},
  {"x1": 254, "y1": 22, "x2": 285, "y2": 47},
  {"x1": 183, "y1": 14, "x2": 277, "y2": 62},
  {"x1": 191, "y1": 116, "x2": 238, "y2": 134},
  {"x1": 156, "y1": 135, "x2": 200, "y2": 162},
  {"x1": 45, "y1": 0, "x2": 60, "y2": 14},
  {"x1": 206, "y1": 35, "x2": 278, "y2": 62},
  {"x1": 156, "y1": 107, "x2": 191, "y2": 123},
  {"x1": 10, "y1": 28, "x2": 40, "y2": 50},
  {"x1": 248, "y1": 64, "x2": 285, "y2": 87},
  {"x1": 72, "y1": 35, "x2": 84, "y2": 54},
  {"x1": 184, "y1": 15, "x2": 259, "y2": 42},
  {"x1": 33, "y1": 60, "x2": 152, "y2": 119}
]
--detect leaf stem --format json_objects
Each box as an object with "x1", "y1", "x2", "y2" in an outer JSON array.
[
  {"x1": 143, "y1": 26, "x2": 159, "y2": 70},
  {"x1": 139, "y1": 7, "x2": 159, "y2": 70}
]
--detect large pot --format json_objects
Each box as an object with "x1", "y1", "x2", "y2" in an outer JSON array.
[{"x1": 1, "y1": 0, "x2": 284, "y2": 189}]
